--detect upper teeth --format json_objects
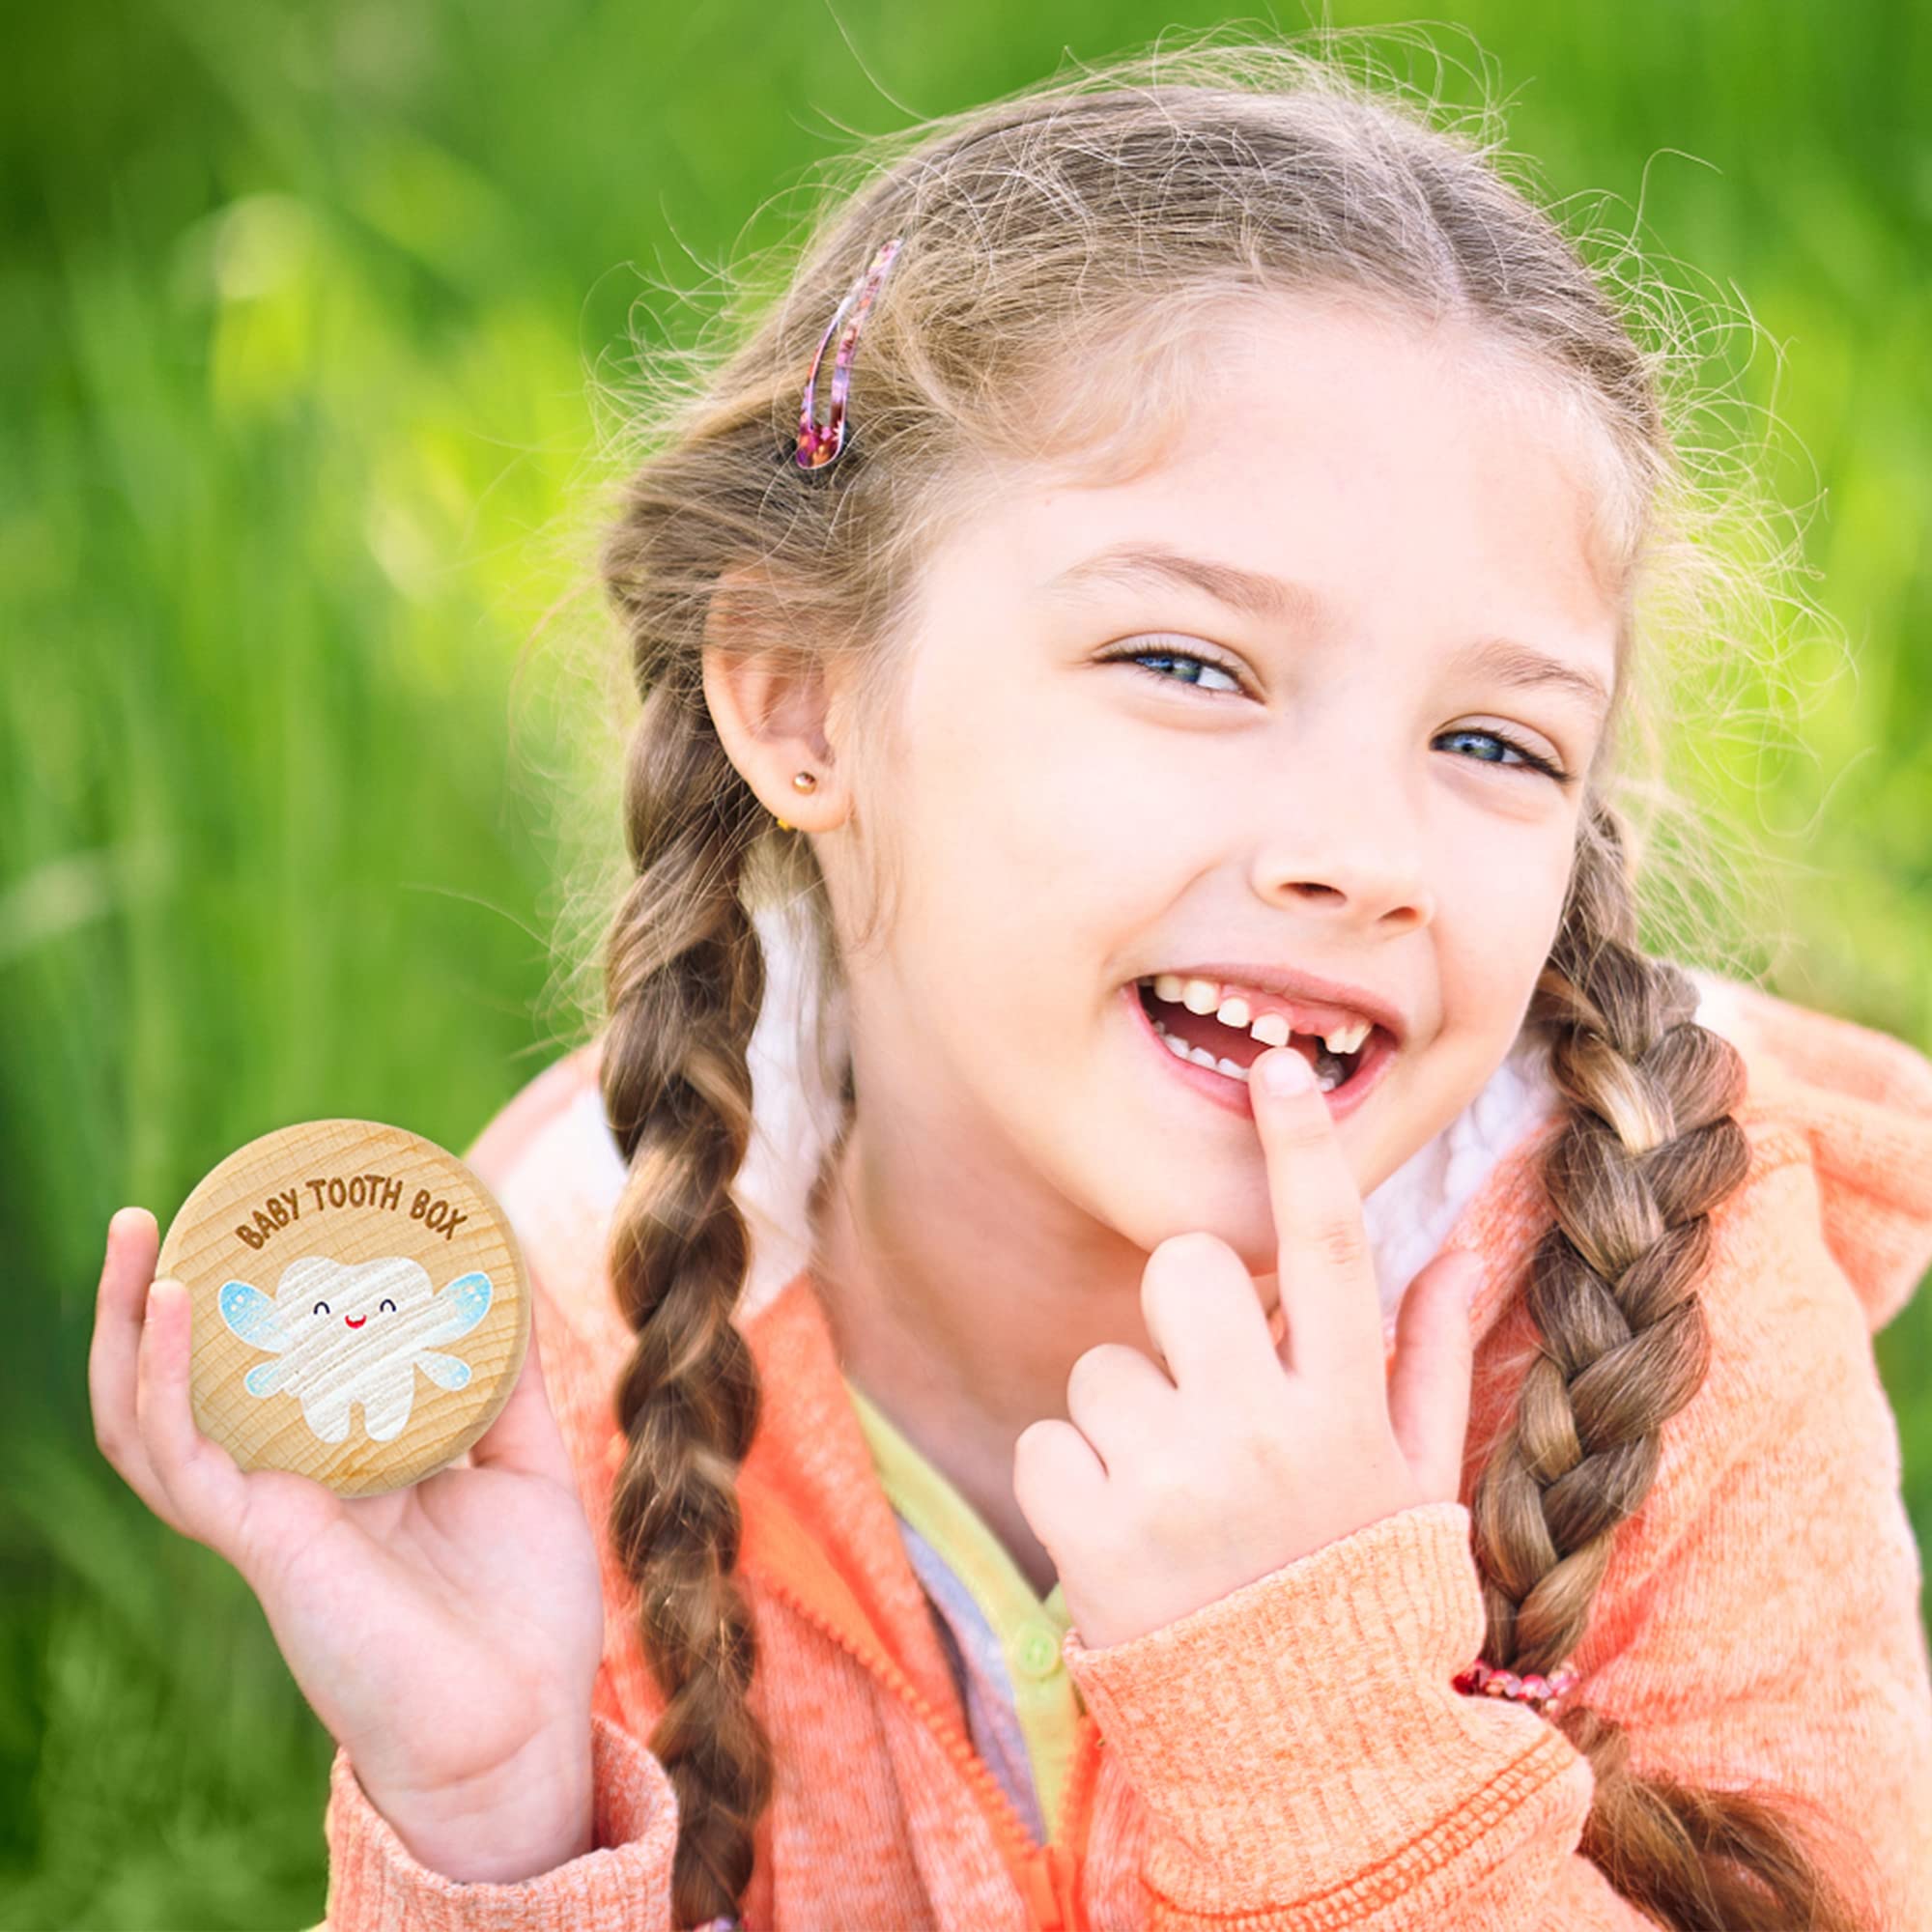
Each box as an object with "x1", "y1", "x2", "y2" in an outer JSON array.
[{"x1": 1147, "y1": 974, "x2": 1373, "y2": 1056}]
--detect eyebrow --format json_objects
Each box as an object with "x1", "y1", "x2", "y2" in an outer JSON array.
[{"x1": 1045, "y1": 542, "x2": 1614, "y2": 717}]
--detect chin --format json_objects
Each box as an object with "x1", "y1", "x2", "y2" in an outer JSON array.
[{"x1": 1114, "y1": 1168, "x2": 1285, "y2": 1268}]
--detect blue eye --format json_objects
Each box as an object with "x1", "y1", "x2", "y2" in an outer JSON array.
[
  {"x1": 1101, "y1": 644, "x2": 1572, "y2": 784},
  {"x1": 1435, "y1": 726, "x2": 1570, "y2": 783},
  {"x1": 1099, "y1": 642, "x2": 1246, "y2": 695}
]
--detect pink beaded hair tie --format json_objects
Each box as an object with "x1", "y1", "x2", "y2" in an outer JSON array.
[
  {"x1": 790, "y1": 235, "x2": 904, "y2": 475},
  {"x1": 1454, "y1": 1658, "x2": 1580, "y2": 1718}
]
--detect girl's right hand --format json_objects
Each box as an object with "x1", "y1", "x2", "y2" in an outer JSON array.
[{"x1": 87, "y1": 1205, "x2": 610, "y2": 1884}]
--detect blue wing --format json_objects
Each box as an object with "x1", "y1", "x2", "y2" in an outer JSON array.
[
  {"x1": 415, "y1": 1350, "x2": 473, "y2": 1392},
  {"x1": 427, "y1": 1269, "x2": 493, "y2": 1345},
  {"x1": 244, "y1": 1357, "x2": 300, "y2": 1398},
  {"x1": 219, "y1": 1280, "x2": 291, "y2": 1353}
]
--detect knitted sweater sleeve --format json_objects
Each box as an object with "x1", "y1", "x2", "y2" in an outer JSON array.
[
  {"x1": 320, "y1": 1688, "x2": 679, "y2": 1932},
  {"x1": 1060, "y1": 1150, "x2": 1932, "y2": 1929}
]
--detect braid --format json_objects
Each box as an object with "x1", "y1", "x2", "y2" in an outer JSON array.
[
  {"x1": 1469, "y1": 800, "x2": 1869, "y2": 1931},
  {"x1": 600, "y1": 673, "x2": 775, "y2": 1930}
]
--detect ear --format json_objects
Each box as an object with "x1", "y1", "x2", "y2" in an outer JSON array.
[{"x1": 701, "y1": 566, "x2": 849, "y2": 833}]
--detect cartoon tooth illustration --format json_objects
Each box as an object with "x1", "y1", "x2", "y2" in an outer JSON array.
[{"x1": 217, "y1": 1254, "x2": 495, "y2": 1444}]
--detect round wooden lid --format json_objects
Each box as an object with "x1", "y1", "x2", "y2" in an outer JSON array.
[{"x1": 158, "y1": 1120, "x2": 530, "y2": 1497}]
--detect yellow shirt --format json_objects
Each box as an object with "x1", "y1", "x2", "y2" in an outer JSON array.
[{"x1": 845, "y1": 1378, "x2": 1084, "y2": 1844}]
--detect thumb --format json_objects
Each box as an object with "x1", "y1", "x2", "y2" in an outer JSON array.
[
  {"x1": 1385, "y1": 1251, "x2": 1481, "y2": 1502},
  {"x1": 465, "y1": 1275, "x2": 574, "y2": 1485}
]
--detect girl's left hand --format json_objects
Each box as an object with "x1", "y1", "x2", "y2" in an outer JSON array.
[{"x1": 1012, "y1": 1045, "x2": 1485, "y2": 1651}]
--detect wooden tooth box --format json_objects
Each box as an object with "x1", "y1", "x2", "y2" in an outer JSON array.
[{"x1": 157, "y1": 1120, "x2": 529, "y2": 1497}]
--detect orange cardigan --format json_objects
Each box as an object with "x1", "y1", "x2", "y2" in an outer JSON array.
[{"x1": 323, "y1": 977, "x2": 1932, "y2": 1930}]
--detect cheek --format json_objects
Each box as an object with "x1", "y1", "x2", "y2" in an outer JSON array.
[
  {"x1": 900, "y1": 713, "x2": 1147, "y2": 978},
  {"x1": 890, "y1": 803, "x2": 1147, "y2": 1132},
  {"x1": 1453, "y1": 827, "x2": 1569, "y2": 947},
  {"x1": 1439, "y1": 833, "x2": 1573, "y2": 990}
]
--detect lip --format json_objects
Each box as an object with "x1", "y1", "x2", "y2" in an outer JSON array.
[
  {"x1": 1121, "y1": 980, "x2": 1399, "y2": 1122},
  {"x1": 344, "y1": 1315, "x2": 367, "y2": 1328},
  {"x1": 1146, "y1": 961, "x2": 1407, "y2": 1047}
]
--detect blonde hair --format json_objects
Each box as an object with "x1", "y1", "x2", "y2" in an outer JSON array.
[{"x1": 583, "y1": 27, "x2": 1869, "y2": 1928}]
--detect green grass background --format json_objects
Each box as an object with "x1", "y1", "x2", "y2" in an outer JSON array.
[{"x1": 4, "y1": 3, "x2": 1928, "y2": 1925}]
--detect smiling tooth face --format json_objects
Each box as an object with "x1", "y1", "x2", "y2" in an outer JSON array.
[
  {"x1": 217, "y1": 1255, "x2": 494, "y2": 1445},
  {"x1": 285, "y1": 1253, "x2": 434, "y2": 1334}
]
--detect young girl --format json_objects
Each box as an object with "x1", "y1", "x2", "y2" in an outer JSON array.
[{"x1": 89, "y1": 35, "x2": 1932, "y2": 1932}]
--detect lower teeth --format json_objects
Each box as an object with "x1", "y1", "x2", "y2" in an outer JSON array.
[{"x1": 1151, "y1": 1017, "x2": 1344, "y2": 1093}]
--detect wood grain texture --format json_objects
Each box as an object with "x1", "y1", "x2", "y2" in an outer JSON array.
[{"x1": 157, "y1": 1119, "x2": 529, "y2": 1496}]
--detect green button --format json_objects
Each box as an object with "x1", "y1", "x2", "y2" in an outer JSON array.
[{"x1": 1015, "y1": 1624, "x2": 1063, "y2": 1680}]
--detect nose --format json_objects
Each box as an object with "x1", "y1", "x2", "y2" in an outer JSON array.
[
  {"x1": 1264, "y1": 870, "x2": 1433, "y2": 928},
  {"x1": 1251, "y1": 804, "x2": 1435, "y2": 930}
]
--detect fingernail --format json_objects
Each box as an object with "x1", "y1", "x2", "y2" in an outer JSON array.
[
  {"x1": 1258, "y1": 1048, "x2": 1315, "y2": 1097},
  {"x1": 110, "y1": 1207, "x2": 152, "y2": 1247}
]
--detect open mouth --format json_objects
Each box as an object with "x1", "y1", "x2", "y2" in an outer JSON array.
[
  {"x1": 344, "y1": 1315, "x2": 367, "y2": 1328},
  {"x1": 1131, "y1": 976, "x2": 1386, "y2": 1095}
]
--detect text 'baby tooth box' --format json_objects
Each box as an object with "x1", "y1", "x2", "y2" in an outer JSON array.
[{"x1": 158, "y1": 1120, "x2": 530, "y2": 1497}]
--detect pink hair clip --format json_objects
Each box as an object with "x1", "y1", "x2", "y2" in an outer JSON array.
[
  {"x1": 792, "y1": 235, "x2": 904, "y2": 474},
  {"x1": 1454, "y1": 1658, "x2": 1580, "y2": 1718}
]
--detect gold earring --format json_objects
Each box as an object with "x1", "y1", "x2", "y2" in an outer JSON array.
[{"x1": 775, "y1": 769, "x2": 817, "y2": 832}]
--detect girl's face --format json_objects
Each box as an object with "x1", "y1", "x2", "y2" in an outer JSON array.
[{"x1": 827, "y1": 297, "x2": 1620, "y2": 1277}]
